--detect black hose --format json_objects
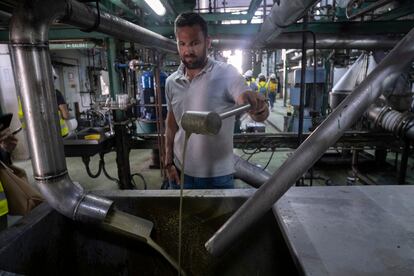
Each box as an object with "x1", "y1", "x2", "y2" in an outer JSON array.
[
  {"x1": 131, "y1": 173, "x2": 148, "y2": 190},
  {"x1": 100, "y1": 153, "x2": 120, "y2": 185},
  {"x1": 82, "y1": 156, "x2": 103, "y2": 178}
]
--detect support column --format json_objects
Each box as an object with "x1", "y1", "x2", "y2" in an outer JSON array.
[
  {"x1": 106, "y1": 38, "x2": 120, "y2": 99},
  {"x1": 282, "y1": 49, "x2": 289, "y2": 107}
]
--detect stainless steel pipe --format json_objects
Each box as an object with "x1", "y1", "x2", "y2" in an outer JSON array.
[
  {"x1": 233, "y1": 155, "x2": 271, "y2": 188},
  {"x1": 9, "y1": 0, "x2": 177, "y2": 222},
  {"x1": 10, "y1": 0, "x2": 113, "y2": 222},
  {"x1": 255, "y1": 0, "x2": 320, "y2": 47},
  {"x1": 205, "y1": 27, "x2": 414, "y2": 256},
  {"x1": 64, "y1": 1, "x2": 177, "y2": 53},
  {"x1": 212, "y1": 33, "x2": 402, "y2": 50}
]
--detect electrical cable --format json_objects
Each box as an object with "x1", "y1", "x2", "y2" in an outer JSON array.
[
  {"x1": 131, "y1": 173, "x2": 148, "y2": 190},
  {"x1": 99, "y1": 153, "x2": 120, "y2": 184},
  {"x1": 263, "y1": 150, "x2": 275, "y2": 170},
  {"x1": 82, "y1": 156, "x2": 103, "y2": 178}
]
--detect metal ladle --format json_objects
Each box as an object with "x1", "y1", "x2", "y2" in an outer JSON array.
[{"x1": 181, "y1": 104, "x2": 252, "y2": 135}]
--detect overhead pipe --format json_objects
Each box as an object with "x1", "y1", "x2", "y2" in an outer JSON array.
[
  {"x1": 254, "y1": 0, "x2": 320, "y2": 47},
  {"x1": 212, "y1": 33, "x2": 402, "y2": 50},
  {"x1": 205, "y1": 27, "x2": 414, "y2": 257},
  {"x1": 9, "y1": 0, "x2": 176, "y2": 223},
  {"x1": 63, "y1": 1, "x2": 176, "y2": 53},
  {"x1": 233, "y1": 155, "x2": 271, "y2": 188}
]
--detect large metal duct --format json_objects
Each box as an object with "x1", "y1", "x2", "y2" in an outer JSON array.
[
  {"x1": 9, "y1": 0, "x2": 176, "y2": 223},
  {"x1": 330, "y1": 53, "x2": 377, "y2": 109},
  {"x1": 368, "y1": 105, "x2": 414, "y2": 140},
  {"x1": 233, "y1": 155, "x2": 271, "y2": 188},
  {"x1": 205, "y1": 27, "x2": 414, "y2": 257},
  {"x1": 255, "y1": 0, "x2": 320, "y2": 47},
  {"x1": 212, "y1": 33, "x2": 402, "y2": 50}
]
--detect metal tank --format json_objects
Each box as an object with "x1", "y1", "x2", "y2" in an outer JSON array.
[{"x1": 0, "y1": 190, "x2": 297, "y2": 276}]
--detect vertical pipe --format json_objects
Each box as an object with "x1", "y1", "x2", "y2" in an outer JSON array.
[
  {"x1": 154, "y1": 52, "x2": 166, "y2": 175},
  {"x1": 398, "y1": 139, "x2": 410, "y2": 184},
  {"x1": 10, "y1": 0, "x2": 113, "y2": 222},
  {"x1": 114, "y1": 120, "x2": 133, "y2": 189},
  {"x1": 298, "y1": 17, "x2": 308, "y2": 145},
  {"x1": 282, "y1": 50, "x2": 288, "y2": 107},
  {"x1": 106, "y1": 38, "x2": 120, "y2": 99}
]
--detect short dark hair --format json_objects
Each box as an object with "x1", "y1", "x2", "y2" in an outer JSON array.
[{"x1": 174, "y1": 12, "x2": 208, "y2": 37}]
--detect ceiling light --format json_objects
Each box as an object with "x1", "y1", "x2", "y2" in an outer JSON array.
[{"x1": 144, "y1": 0, "x2": 166, "y2": 16}]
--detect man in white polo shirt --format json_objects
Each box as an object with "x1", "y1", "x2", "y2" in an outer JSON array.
[{"x1": 165, "y1": 12, "x2": 268, "y2": 189}]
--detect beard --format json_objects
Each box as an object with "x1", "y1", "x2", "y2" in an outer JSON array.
[{"x1": 181, "y1": 51, "x2": 207, "y2": 69}]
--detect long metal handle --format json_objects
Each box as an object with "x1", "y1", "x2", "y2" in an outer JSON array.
[{"x1": 220, "y1": 104, "x2": 251, "y2": 119}]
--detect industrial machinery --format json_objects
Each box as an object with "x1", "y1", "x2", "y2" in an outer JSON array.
[{"x1": 0, "y1": 0, "x2": 414, "y2": 275}]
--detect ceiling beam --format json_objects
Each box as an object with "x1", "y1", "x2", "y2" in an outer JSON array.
[
  {"x1": 247, "y1": 0, "x2": 263, "y2": 22},
  {"x1": 201, "y1": 13, "x2": 249, "y2": 22}
]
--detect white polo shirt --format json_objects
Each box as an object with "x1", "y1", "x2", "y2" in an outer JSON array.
[{"x1": 166, "y1": 58, "x2": 249, "y2": 177}]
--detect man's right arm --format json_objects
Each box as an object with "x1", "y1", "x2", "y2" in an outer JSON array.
[{"x1": 164, "y1": 110, "x2": 180, "y2": 184}]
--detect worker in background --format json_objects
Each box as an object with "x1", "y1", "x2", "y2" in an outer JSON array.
[
  {"x1": 267, "y1": 73, "x2": 278, "y2": 111},
  {"x1": 244, "y1": 70, "x2": 258, "y2": 92},
  {"x1": 165, "y1": 12, "x2": 268, "y2": 189},
  {"x1": 0, "y1": 128, "x2": 16, "y2": 230},
  {"x1": 257, "y1": 73, "x2": 268, "y2": 98},
  {"x1": 18, "y1": 67, "x2": 69, "y2": 137},
  {"x1": 52, "y1": 67, "x2": 69, "y2": 130}
]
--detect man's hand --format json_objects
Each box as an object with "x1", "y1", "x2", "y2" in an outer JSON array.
[
  {"x1": 238, "y1": 91, "x2": 269, "y2": 122},
  {"x1": 165, "y1": 164, "x2": 181, "y2": 185},
  {"x1": 0, "y1": 128, "x2": 17, "y2": 153}
]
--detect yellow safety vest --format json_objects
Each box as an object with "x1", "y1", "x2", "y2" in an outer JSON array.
[
  {"x1": 0, "y1": 181, "x2": 9, "y2": 217},
  {"x1": 18, "y1": 97, "x2": 68, "y2": 137},
  {"x1": 268, "y1": 81, "x2": 278, "y2": 94},
  {"x1": 17, "y1": 97, "x2": 25, "y2": 129},
  {"x1": 59, "y1": 111, "x2": 69, "y2": 137},
  {"x1": 258, "y1": 81, "x2": 268, "y2": 96}
]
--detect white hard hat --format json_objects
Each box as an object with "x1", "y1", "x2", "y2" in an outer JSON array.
[
  {"x1": 244, "y1": 70, "x2": 253, "y2": 78},
  {"x1": 258, "y1": 73, "x2": 265, "y2": 79},
  {"x1": 270, "y1": 73, "x2": 276, "y2": 79}
]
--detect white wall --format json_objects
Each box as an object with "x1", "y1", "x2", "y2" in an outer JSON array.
[{"x1": 51, "y1": 49, "x2": 103, "y2": 114}]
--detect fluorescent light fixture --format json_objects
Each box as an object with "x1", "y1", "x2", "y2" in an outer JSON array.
[{"x1": 144, "y1": 0, "x2": 166, "y2": 16}]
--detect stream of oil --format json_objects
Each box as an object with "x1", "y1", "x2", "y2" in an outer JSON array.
[
  {"x1": 101, "y1": 132, "x2": 191, "y2": 275},
  {"x1": 178, "y1": 132, "x2": 191, "y2": 276},
  {"x1": 103, "y1": 209, "x2": 186, "y2": 275}
]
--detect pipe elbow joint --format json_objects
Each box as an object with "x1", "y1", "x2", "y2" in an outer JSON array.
[{"x1": 36, "y1": 173, "x2": 113, "y2": 223}]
